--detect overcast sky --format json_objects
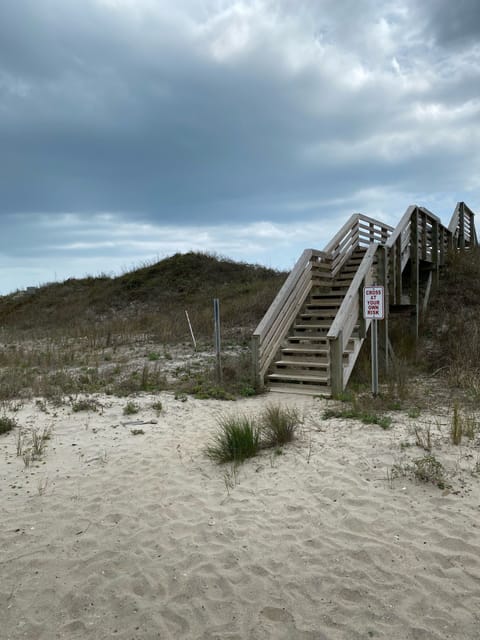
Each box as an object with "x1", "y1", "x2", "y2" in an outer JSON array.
[{"x1": 1, "y1": 0, "x2": 479, "y2": 293}]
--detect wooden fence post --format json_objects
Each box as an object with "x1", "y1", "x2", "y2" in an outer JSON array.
[
  {"x1": 432, "y1": 219, "x2": 439, "y2": 288},
  {"x1": 251, "y1": 335, "x2": 262, "y2": 391},
  {"x1": 410, "y1": 208, "x2": 419, "y2": 340},
  {"x1": 377, "y1": 245, "x2": 389, "y2": 373},
  {"x1": 330, "y1": 331, "x2": 344, "y2": 397}
]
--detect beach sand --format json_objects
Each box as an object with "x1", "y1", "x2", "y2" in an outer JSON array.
[{"x1": 1, "y1": 391, "x2": 480, "y2": 639}]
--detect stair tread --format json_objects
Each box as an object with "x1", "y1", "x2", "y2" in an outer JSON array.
[
  {"x1": 294, "y1": 323, "x2": 331, "y2": 329},
  {"x1": 300, "y1": 311, "x2": 337, "y2": 318},
  {"x1": 268, "y1": 372, "x2": 329, "y2": 383},
  {"x1": 282, "y1": 347, "x2": 329, "y2": 353},
  {"x1": 268, "y1": 384, "x2": 331, "y2": 397},
  {"x1": 274, "y1": 360, "x2": 329, "y2": 368}
]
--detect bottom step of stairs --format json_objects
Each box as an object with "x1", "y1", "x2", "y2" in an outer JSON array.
[
  {"x1": 267, "y1": 370, "x2": 331, "y2": 396},
  {"x1": 268, "y1": 382, "x2": 332, "y2": 396}
]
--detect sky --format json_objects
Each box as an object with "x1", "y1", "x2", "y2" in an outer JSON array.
[{"x1": 1, "y1": 0, "x2": 479, "y2": 294}]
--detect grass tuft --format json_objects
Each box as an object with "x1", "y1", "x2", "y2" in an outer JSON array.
[
  {"x1": 123, "y1": 401, "x2": 140, "y2": 416},
  {"x1": 261, "y1": 404, "x2": 300, "y2": 446},
  {"x1": 412, "y1": 455, "x2": 448, "y2": 489},
  {"x1": 0, "y1": 415, "x2": 17, "y2": 435},
  {"x1": 206, "y1": 414, "x2": 260, "y2": 464}
]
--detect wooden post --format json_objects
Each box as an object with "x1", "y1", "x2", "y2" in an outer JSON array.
[
  {"x1": 330, "y1": 331, "x2": 344, "y2": 397},
  {"x1": 358, "y1": 282, "x2": 366, "y2": 339},
  {"x1": 439, "y1": 226, "x2": 445, "y2": 267},
  {"x1": 251, "y1": 334, "x2": 262, "y2": 391},
  {"x1": 431, "y1": 219, "x2": 439, "y2": 288},
  {"x1": 213, "y1": 298, "x2": 222, "y2": 384},
  {"x1": 377, "y1": 245, "x2": 389, "y2": 373},
  {"x1": 421, "y1": 212, "x2": 427, "y2": 261},
  {"x1": 459, "y1": 203, "x2": 466, "y2": 249},
  {"x1": 410, "y1": 209, "x2": 419, "y2": 340},
  {"x1": 395, "y1": 236, "x2": 402, "y2": 305}
]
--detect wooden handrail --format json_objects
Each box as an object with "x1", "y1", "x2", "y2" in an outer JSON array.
[
  {"x1": 252, "y1": 248, "x2": 329, "y2": 385},
  {"x1": 327, "y1": 243, "x2": 378, "y2": 340},
  {"x1": 449, "y1": 202, "x2": 477, "y2": 247},
  {"x1": 386, "y1": 205, "x2": 417, "y2": 248}
]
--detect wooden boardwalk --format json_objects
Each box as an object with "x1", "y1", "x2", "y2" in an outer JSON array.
[{"x1": 252, "y1": 202, "x2": 477, "y2": 396}]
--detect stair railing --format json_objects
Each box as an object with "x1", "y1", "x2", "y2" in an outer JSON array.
[
  {"x1": 449, "y1": 202, "x2": 478, "y2": 248},
  {"x1": 252, "y1": 248, "x2": 330, "y2": 388},
  {"x1": 327, "y1": 243, "x2": 383, "y2": 395},
  {"x1": 324, "y1": 213, "x2": 392, "y2": 277}
]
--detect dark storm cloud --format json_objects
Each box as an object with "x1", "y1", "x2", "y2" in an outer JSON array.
[
  {"x1": 418, "y1": 0, "x2": 480, "y2": 48},
  {"x1": 0, "y1": 0, "x2": 479, "y2": 292}
]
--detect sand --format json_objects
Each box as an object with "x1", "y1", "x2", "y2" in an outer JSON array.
[{"x1": 1, "y1": 390, "x2": 480, "y2": 640}]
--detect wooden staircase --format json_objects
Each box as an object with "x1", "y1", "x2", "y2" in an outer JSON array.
[
  {"x1": 267, "y1": 248, "x2": 366, "y2": 395},
  {"x1": 252, "y1": 202, "x2": 478, "y2": 397}
]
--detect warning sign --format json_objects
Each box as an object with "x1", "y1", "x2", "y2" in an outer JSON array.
[{"x1": 363, "y1": 286, "x2": 384, "y2": 320}]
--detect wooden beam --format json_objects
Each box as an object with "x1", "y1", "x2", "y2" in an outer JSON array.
[
  {"x1": 432, "y1": 219, "x2": 439, "y2": 288},
  {"x1": 376, "y1": 245, "x2": 389, "y2": 373},
  {"x1": 410, "y1": 208, "x2": 419, "y2": 339},
  {"x1": 330, "y1": 331, "x2": 344, "y2": 397}
]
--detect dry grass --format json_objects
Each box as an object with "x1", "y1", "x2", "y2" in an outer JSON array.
[{"x1": 0, "y1": 253, "x2": 284, "y2": 401}]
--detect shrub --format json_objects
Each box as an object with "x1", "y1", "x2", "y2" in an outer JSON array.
[
  {"x1": 261, "y1": 404, "x2": 300, "y2": 446},
  {"x1": 206, "y1": 414, "x2": 260, "y2": 463},
  {"x1": 123, "y1": 401, "x2": 140, "y2": 416},
  {"x1": 323, "y1": 406, "x2": 392, "y2": 429},
  {"x1": 413, "y1": 454, "x2": 448, "y2": 489},
  {"x1": 72, "y1": 398, "x2": 99, "y2": 412},
  {"x1": 0, "y1": 415, "x2": 17, "y2": 435},
  {"x1": 151, "y1": 400, "x2": 163, "y2": 413}
]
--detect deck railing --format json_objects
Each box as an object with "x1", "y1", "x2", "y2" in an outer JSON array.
[
  {"x1": 252, "y1": 248, "x2": 330, "y2": 386},
  {"x1": 327, "y1": 243, "x2": 385, "y2": 394}
]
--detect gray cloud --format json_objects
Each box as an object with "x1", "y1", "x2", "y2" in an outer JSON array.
[{"x1": 0, "y1": 0, "x2": 479, "y2": 293}]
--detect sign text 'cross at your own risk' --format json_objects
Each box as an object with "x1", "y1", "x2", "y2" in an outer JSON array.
[{"x1": 363, "y1": 286, "x2": 384, "y2": 320}]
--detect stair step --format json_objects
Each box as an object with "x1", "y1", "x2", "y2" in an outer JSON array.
[
  {"x1": 305, "y1": 301, "x2": 342, "y2": 309},
  {"x1": 311, "y1": 263, "x2": 332, "y2": 273},
  {"x1": 310, "y1": 291, "x2": 346, "y2": 298},
  {"x1": 273, "y1": 360, "x2": 329, "y2": 370},
  {"x1": 268, "y1": 383, "x2": 331, "y2": 397},
  {"x1": 300, "y1": 310, "x2": 337, "y2": 319},
  {"x1": 268, "y1": 372, "x2": 329, "y2": 383},
  {"x1": 286, "y1": 336, "x2": 329, "y2": 345},
  {"x1": 282, "y1": 345, "x2": 328, "y2": 353}
]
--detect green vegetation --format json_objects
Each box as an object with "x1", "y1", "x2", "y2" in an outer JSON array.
[
  {"x1": 0, "y1": 415, "x2": 17, "y2": 435},
  {"x1": 412, "y1": 455, "x2": 448, "y2": 489},
  {"x1": 421, "y1": 246, "x2": 480, "y2": 400},
  {"x1": 72, "y1": 397, "x2": 99, "y2": 412},
  {"x1": 389, "y1": 453, "x2": 449, "y2": 490},
  {"x1": 323, "y1": 400, "x2": 392, "y2": 430},
  {"x1": 261, "y1": 404, "x2": 300, "y2": 446},
  {"x1": 206, "y1": 414, "x2": 260, "y2": 464},
  {"x1": 450, "y1": 404, "x2": 479, "y2": 445},
  {"x1": 17, "y1": 426, "x2": 52, "y2": 468},
  {"x1": 151, "y1": 400, "x2": 163, "y2": 413},
  {"x1": 0, "y1": 252, "x2": 285, "y2": 401},
  {"x1": 206, "y1": 404, "x2": 301, "y2": 464},
  {"x1": 0, "y1": 252, "x2": 284, "y2": 341},
  {"x1": 123, "y1": 401, "x2": 140, "y2": 416}
]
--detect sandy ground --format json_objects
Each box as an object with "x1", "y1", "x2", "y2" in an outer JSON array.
[{"x1": 1, "y1": 390, "x2": 480, "y2": 640}]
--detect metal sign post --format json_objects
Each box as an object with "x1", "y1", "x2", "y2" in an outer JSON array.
[{"x1": 363, "y1": 286, "x2": 384, "y2": 396}]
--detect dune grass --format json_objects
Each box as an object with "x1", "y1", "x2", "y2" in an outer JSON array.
[
  {"x1": 206, "y1": 404, "x2": 300, "y2": 465},
  {"x1": 206, "y1": 414, "x2": 260, "y2": 464},
  {"x1": 0, "y1": 415, "x2": 17, "y2": 435},
  {"x1": 261, "y1": 404, "x2": 301, "y2": 446}
]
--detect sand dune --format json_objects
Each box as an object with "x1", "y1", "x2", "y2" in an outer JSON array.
[{"x1": 1, "y1": 392, "x2": 479, "y2": 639}]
